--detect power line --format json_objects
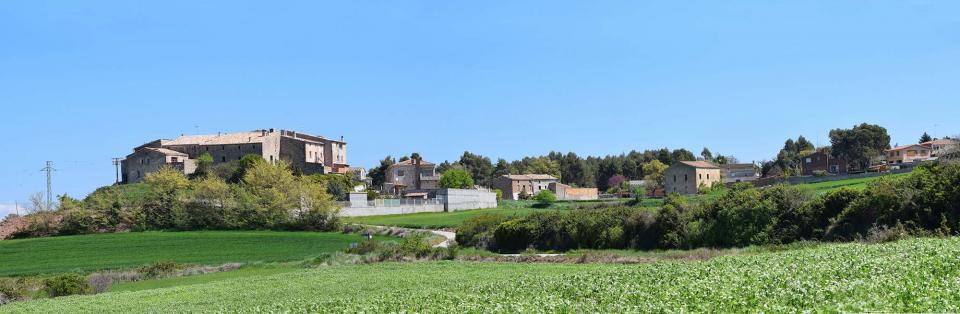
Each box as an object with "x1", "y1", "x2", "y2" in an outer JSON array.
[
  {"x1": 40, "y1": 161, "x2": 55, "y2": 211},
  {"x1": 112, "y1": 157, "x2": 122, "y2": 184}
]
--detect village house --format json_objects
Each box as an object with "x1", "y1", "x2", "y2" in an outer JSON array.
[
  {"x1": 884, "y1": 144, "x2": 932, "y2": 165},
  {"x1": 923, "y1": 139, "x2": 960, "y2": 158},
  {"x1": 719, "y1": 163, "x2": 760, "y2": 183},
  {"x1": 489, "y1": 174, "x2": 559, "y2": 200},
  {"x1": 122, "y1": 129, "x2": 348, "y2": 184},
  {"x1": 664, "y1": 161, "x2": 722, "y2": 195},
  {"x1": 383, "y1": 159, "x2": 440, "y2": 198}
]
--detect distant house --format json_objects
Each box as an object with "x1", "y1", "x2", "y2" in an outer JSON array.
[
  {"x1": 923, "y1": 139, "x2": 960, "y2": 158},
  {"x1": 719, "y1": 163, "x2": 759, "y2": 183},
  {"x1": 384, "y1": 159, "x2": 440, "y2": 198},
  {"x1": 489, "y1": 174, "x2": 559, "y2": 200},
  {"x1": 548, "y1": 182, "x2": 599, "y2": 201},
  {"x1": 884, "y1": 144, "x2": 932, "y2": 165},
  {"x1": 664, "y1": 161, "x2": 722, "y2": 195}
]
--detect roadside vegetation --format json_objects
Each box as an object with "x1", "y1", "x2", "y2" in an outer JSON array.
[
  {"x1": 460, "y1": 162, "x2": 956, "y2": 253},
  {"x1": 5, "y1": 237, "x2": 959, "y2": 313}
]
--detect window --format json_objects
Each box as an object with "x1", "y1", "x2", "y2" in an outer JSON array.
[
  {"x1": 222, "y1": 156, "x2": 226, "y2": 162},
  {"x1": 707, "y1": 174, "x2": 710, "y2": 180},
  {"x1": 397, "y1": 170, "x2": 405, "y2": 176},
  {"x1": 136, "y1": 170, "x2": 141, "y2": 178},
  {"x1": 699, "y1": 174, "x2": 702, "y2": 180},
  {"x1": 673, "y1": 175, "x2": 677, "y2": 182},
  {"x1": 684, "y1": 174, "x2": 688, "y2": 182},
  {"x1": 806, "y1": 158, "x2": 812, "y2": 163},
  {"x1": 172, "y1": 157, "x2": 178, "y2": 162}
]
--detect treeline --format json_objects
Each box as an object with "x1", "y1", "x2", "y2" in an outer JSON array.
[
  {"x1": 459, "y1": 161, "x2": 960, "y2": 252},
  {"x1": 370, "y1": 148, "x2": 739, "y2": 191},
  {"x1": 7, "y1": 159, "x2": 342, "y2": 239}
]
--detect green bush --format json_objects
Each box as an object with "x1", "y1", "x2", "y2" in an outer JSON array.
[
  {"x1": 457, "y1": 214, "x2": 509, "y2": 248},
  {"x1": 533, "y1": 190, "x2": 556, "y2": 206},
  {"x1": 43, "y1": 273, "x2": 91, "y2": 297}
]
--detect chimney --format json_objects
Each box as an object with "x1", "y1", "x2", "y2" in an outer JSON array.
[
  {"x1": 340, "y1": 135, "x2": 344, "y2": 142},
  {"x1": 269, "y1": 128, "x2": 275, "y2": 133},
  {"x1": 261, "y1": 130, "x2": 267, "y2": 136},
  {"x1": 217, "y1": 132, "x2": 221, "y2": 136}
]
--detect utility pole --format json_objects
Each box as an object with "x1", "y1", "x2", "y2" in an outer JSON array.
[
  {"x1": 14, "y1": 201, "x2": 18, "y2": 216},
  {"x1": 112, "y1": 158, "x2": 122, "y2": 184},
  {"x1": 41, "y1": 161, "x2": 54, "y2": 211}
]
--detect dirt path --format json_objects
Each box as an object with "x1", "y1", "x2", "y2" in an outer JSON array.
[{"x1": 428, "y1": 230, "x2": 456, "y2": 248}]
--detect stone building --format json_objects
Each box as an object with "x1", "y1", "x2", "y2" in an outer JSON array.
[
  {"x1": 122, "y1": 129, "x2": 348, "y2": 184},
  {"x1": 489, "y1": 174, "x2": 559, "y2": 200},
  {"x1": 664, "y1": 161, "x2": 722, "y2": 195},
  {"x1": 548, "y1": 182, "x2": 599, "y2": 201},
  {"x1": 383, "y1": 159, "x2": 440, "y2": 198}
]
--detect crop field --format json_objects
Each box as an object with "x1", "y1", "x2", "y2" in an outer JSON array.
[
  {"x1": 0, "y1": 231, "x2": 373, "y2": 276},
  {"x1": 804, "y1": 172, "x2": 910, "y2": 193},
  {"x1": 5, "y1": 237, "x2": 959, "y2": 313}
]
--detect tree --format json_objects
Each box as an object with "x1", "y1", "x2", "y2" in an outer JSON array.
[
  {"x1": 143, "y1": 167, "x2": 191, "y2": 229},
  {"x1": 368, "y1": 156, "x2": 395, "y2": 188},
  {"x1": 642, "y1": 160, "x2": 668, "y2": 191},
  {"x1": 701, "y1": 148, "x2": 713, "y2": 161},
  {"x1": 533, "y1": 190, "x2": 556, "y2": 206},
  {"x1": 438, "y1": 169, "x2": 475, "y2": 189},
  {"x1": 830, "y1": 123, "x2": 891, "y2": 170},
  {"x1": 607, "y1": 175, "x2": 627, "y2": 192},
  {"x1": 920, "y1": 132, "x2": 933, "y2": 144},
  {"x1": 671, "y1": 149, "x2": 696, "y2": 162},
  {"x1": 493, "y1": 159, "x2": 512, "y2": 177},
  {"x1": 28, "y1": 192, "x2": 45, "y2": 213},
  {"x1": 194, "y1": 153, "x2": 215, "y2": 178},
  {"x1": 524, "y1": 157, "x2": 561, "y2": 179},
  {"x1": 458, "y1": 151, "x2": 494, "y2": 186},
  {"x1": 410, "y1": 152, "x2": 422, "y2": 161},
  {"x1": 242, "y1": 160, "x2": 298, "y2": 227}
]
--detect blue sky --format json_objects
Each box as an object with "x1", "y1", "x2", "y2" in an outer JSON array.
[{"x1": 1, "y1": 1, "x2": 958, "y2": 216}]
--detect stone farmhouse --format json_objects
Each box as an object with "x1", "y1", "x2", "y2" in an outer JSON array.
[
  {"x1": 384, "y1": 159, "x2": 440, "y2": 198},
  {"x1": 664, "y1": 161, "x2": 722, "y2": 195},
  {"x1": 122, "y1": 129, "x2": 348, "y2": 184},
  {"x1": 489, "y1": 174, "x2": 598, "y2": 200},
  {"x1": 490, "y1": 174, "x2": 558, "y2": 200}
]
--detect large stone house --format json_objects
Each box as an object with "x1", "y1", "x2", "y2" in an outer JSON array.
[
  {"x1": 122, "y1": 129, "x2": 348, "y2": 184},
  {"x1": 384, "y1": 159, "x2": 440, "y2": 198},
  {"x1": 489, "y1": 174, "x2": 559, "y2": 200},
  {"x1": 923, "y1": 139, "x2": 959, "y2": 158},
  {"x1": 664, "y1": 161, "x2": 722, "y2": 195}
]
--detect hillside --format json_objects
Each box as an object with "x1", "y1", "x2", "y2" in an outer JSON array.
[{"x1": 5, "y1": 237, "x2": 959, "y2": 312}]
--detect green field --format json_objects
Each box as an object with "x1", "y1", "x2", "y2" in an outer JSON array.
[
  {"x1": 0, "y1": 231, "x2": 371, "y2": 276},
  {"x1": 804, "y1": 172, "x2": 910, "y2": 193},
  {"x1": 5, "y1": 237, "x2": 959, "y2": 313},
  {"x1": 108, "y1": 265, "x2": 301, "y2": 293}
]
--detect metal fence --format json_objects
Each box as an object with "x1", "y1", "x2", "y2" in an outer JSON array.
[{"x1": 338, "y1": 197, "x2": 445, "y2": 208}]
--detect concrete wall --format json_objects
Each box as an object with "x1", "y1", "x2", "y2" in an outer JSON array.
[
  {"x1": 438, "y1": 188, "x2": 498, "y2": 211},
  {"x1": 339, "y1": 204, "x2": 445, "y2": 217}
]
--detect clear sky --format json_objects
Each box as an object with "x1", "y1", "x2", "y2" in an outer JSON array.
[{"x1": 1, "y1": 1, "x2": 958, "y2": 216}]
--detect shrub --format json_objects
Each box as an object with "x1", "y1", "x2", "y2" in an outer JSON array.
[
  {"x1": 494, "y1": 189, "x2": 503, "y2": 202},
  {"x1": 493, "y1": 219, "x2": 536, "y2": 252},
  {"x1": 533, "y1": 190, "x2": 556, "y2": 206},
  {"x1": 138, "y1": 261, "x2": 181, "y2": 278},
  {"x1": 43, "y1": 273, "x2": 91, "y2": 297},
  {"x1": 457, "y1": 214, "x2": 509, "y2": 248}
]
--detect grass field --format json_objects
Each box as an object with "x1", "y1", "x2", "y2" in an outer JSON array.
[
  {"x1": 804, "y1": 172, "x2": 910, "y2": 193},
  {"x1": 0, "y1": 231, "x2": 373, "y2": 276},
  {"x1": 108, "y1": 264, "x2": 301, "y2": 293},
  {"x1": 5, "y1": 237, "x2": 959, "y2": 313}
]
